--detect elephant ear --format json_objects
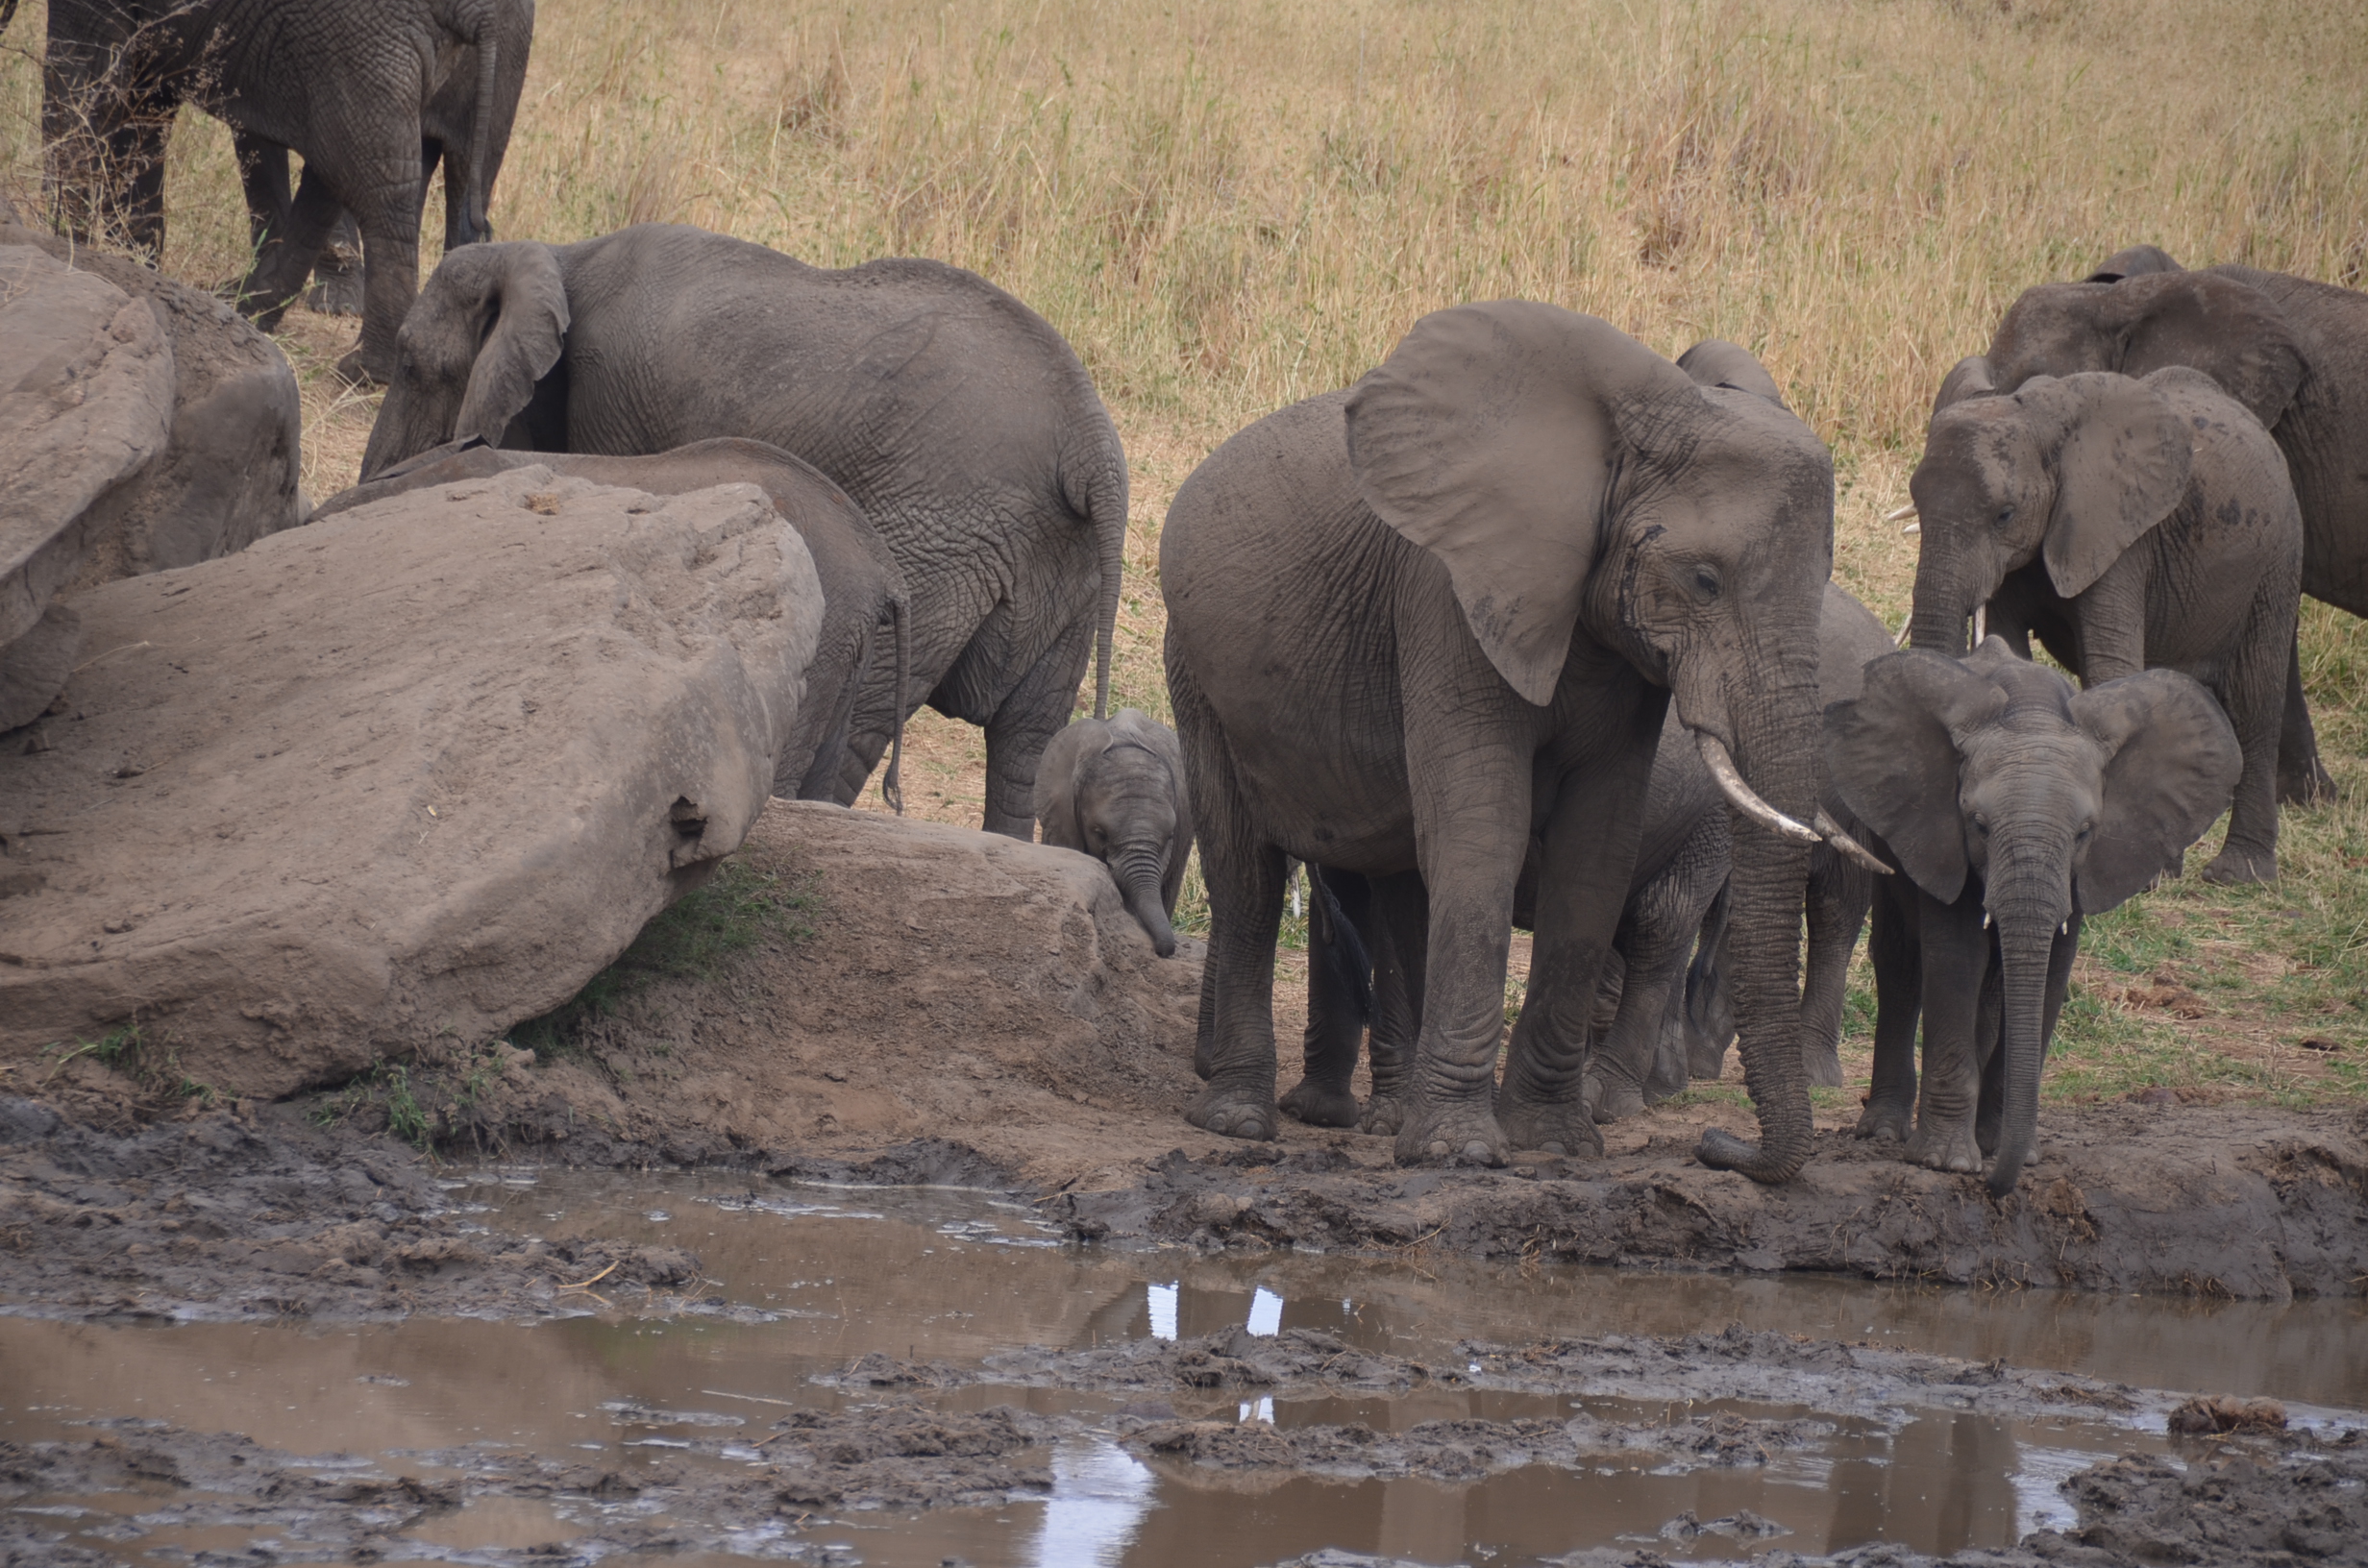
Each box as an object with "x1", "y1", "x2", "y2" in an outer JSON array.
[
  {"x1": 1030, "y1": 720, "x2": 1106, "y2": 850},
  {"x1": 2069, "y1": 669, "x2": 2241, "y2": 914},
  {"x1": 1344, "y1": 301, "x2": 1700, "y2": 705},
  {"x1": 2011, "y1": 372, "x2": 2192, "y2": 600},
  {"x1": 1824, "y1": 649, "x2": 2008, "y2": 904},
  {"x1": 1932, "y1": 355, "x2": 1997, "y2": 414},
  {"x1": 2110, "y1": 271, "x2": 2306, "y2": 430},
  {"x1": 446, "y1": 242, "x2": 571, "y2": 446},
  {"x1": 2084, "y1": 244, "x2": 2183, "y2": 282},
  {"x1": 1676, "y1": 339, "x2": 1785, "y2": 406}
]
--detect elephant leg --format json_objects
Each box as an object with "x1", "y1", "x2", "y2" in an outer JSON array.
[
  {"x1": 792, "y1": 620, "x2": 876, "y2": 802},
  {"x1": 2276, "y1": 629, "x2": 2335, "y2": 807},
  {"x1": 241, "y1": 161, "x2": 341, "y2": 329},
  {"x1": 1681, "y1": 884, "x2": 1735, "y2": 1081},
  {"x1": 1855, "y1": 885, "x2": 1919, "y2": 1143},
  {"x1": 2205, "y1": 600, "x2": 2295, "y2": 884},
  {"x1": 1358, "y1": 870, "x2": 1427, "y2": 1137},
  {"x1": 234, "y1": 133, "x2": 290, "y2": 257},
  {"x1": 307, "y1": 211, "x2": 367, "y2": 318},
  {"x1": 1497, "y1": 715, "x2": 1662, "y2": 1160},
  {"x1": 981, "y1": 615, "x2": 1096, "y2": 841},
  {"x1": 1280, "y1": 868, "x2": 1371, "y2": 1129},
  {"x1": 1599, "y1": 889, "x2": 1702, "y2": 1120},
  {"x1": 1802, "y1": 847, "x2": 1873, "y2": 1088},
  {"x1": 333, "y1": 157, "x2": 427, "y2": 383},
  {"x1": 1904, "y1": 893, "x2": 1988, "y2": 1173},
  {"x1": 1192, "y1": 941, "x2": 1218, "y2": 1080},
  {"x1": 1642, "y1": 810, "x2": 1731, "y2": 1104},
  {"x1": 1171, "y1": 660, "x2": 1284, "y2": 1142}
]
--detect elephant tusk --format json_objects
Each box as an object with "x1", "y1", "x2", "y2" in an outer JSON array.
[
  {"x1": 1902, "y1": 521, "x2": 1921, "y2": 535},
  {"x1": 1972, "y1": 604, "x2": 1987, "y2": 647},
  {"x1": 1696, "y1": 732, "x2": 1821, "y2": 845},
  {"x1": 1815, "y1": 809, "x2": 1892, "y2": 874},
  {"x1": 1884, "y1": 502, "x2": 1917, "y2": 524},
  {"x1": 1983, "y1": 910, "x2": 1992, "y2": 930},
  {"x1": 1894, "y1": 618, "x2": 1912, "y2": 649}
]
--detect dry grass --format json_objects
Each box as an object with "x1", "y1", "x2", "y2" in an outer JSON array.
[{"x1": 5, "y1": 0, "x2": 2366, "y2": 1103}]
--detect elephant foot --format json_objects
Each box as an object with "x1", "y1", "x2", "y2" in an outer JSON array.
[
  {"x1": 1393, "y1": 1099, "x2": 1508, "y2": 1167},
  {"x1": 307, "y1": 264, "x2": 364, "y2": 317},
  {"x1": 1685, "y1": 1036, "x2": 1729, "y2": 1083},
  {"x1": 1279, "y1": 1075, "x2": 1361, "y2": 1129},
  {"x1": 1498, "y1": 1094, "x2": 1605, "y2": 1160},
  {"x1": 1185, "y1": 1085, "x2": 1277, "y2": 1142},
  {"x1": 333, "y1": 346, "x2": 384, "y2": 388},
  {"x1": 1803, "y1": 1045, "x2": 1843, "y2": 1090},
  {"x1": 1359, "y1": 1091, "x2": 1409, "y2": 1138},
  {"x1": 1905, "y1": 1120, "x2": 1982, "y2": 1173},
  {"x1": 2201, "y1": 846, "x2": 2275, "y2": 885},
  {"x1": 1854, "y1": 1101, "x2": 1912, "y2": 1143},
  {"x1": 2278, "y1": 761, "x2": 2336, "y2": 808},
  {"x1": 1587, "y1": 1074, "x2": 1646, "y2": 1124}
]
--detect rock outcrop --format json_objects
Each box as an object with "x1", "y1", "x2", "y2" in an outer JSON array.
[{"x1": 0, "y1": 470, "x2": 825, "y2": 1096}]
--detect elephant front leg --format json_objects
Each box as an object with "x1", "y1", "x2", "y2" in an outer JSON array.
[
  {"x1": 1279, "y1": 867, "x2": 1370, "y2": 1128},
  {"x1": 1499, "y1": 739, "x2": 1658, "y2": 1159},
  {"x1": 1357, "y1": 870, "x2": 1426, "y2": 1137},
  {"x1": 1903, "y1": 892, "x2": 1989, "y2": 1172},
  {"x1": 981, "y1": 616, "x2": 1096, "y2": 841},
  {"x1": 1855, "y1": 886, "x2": 1919, "y2": 1143}
]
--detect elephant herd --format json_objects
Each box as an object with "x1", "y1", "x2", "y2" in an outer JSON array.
[{"x1": 19, "y1": 4, "x2": 2362, "y2": 1197}]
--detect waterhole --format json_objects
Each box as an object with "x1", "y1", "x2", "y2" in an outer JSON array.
[{"x1": 5, "y1": 1167, "x2": 2361, "y2": 1566}]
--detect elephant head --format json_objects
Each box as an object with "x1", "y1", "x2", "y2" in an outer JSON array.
[
  {"x1": 1345, "y1": 302, "x2": 1838, "y2": 1181},
  {"x1": 360, "y1": 240, "x2": 569, "y2": 479},
  {"x1": 1827, "y1": 643, "x2": 2239, "y2": 1195},
  {"x1": 1033, "y1": 709, "x2": 1192, "y2": 958},
  {"x1": 1906, "y1": 371, "x2": 2193, "y2": 652}
]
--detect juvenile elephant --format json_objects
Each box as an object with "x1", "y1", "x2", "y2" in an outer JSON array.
[
  {"x1": 1827, "y1": 642, "x2": 2239, "y2": 1195},
  {"x1": 1908, "y1": 365, "x2": 2301, "y2": 883},
  {"x1": 359, "y1": 225, "x2": 1128, "y2": 839},
  {"x1": 313, "y1": 436, "x2": 907, "y2": 805},
  {"x1": 1951, "y1": 247, "x2": 2368, "y2": 803},
  {"x1": 1033, "y1": 709, "x2": 1193, "y2": 958},
  {"x1": 21, "y1": 0, "x2": 532, "y2": 383},
  {"x1": 1164, "y1": 302, "x2": 1854, "y2": 1175}
]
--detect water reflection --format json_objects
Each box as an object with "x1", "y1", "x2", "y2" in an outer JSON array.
[{"x1": 1028, "y1": 1439, "x2": 1156, "y2": 1568}]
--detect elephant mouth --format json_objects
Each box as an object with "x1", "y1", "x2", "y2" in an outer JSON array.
[{"x1": 1691, "y1": 730, "x2": 1888, "y2": 874}]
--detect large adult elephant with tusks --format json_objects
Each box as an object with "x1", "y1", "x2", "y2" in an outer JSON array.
[
  {"x1": 359, "y1": 224, "x2": 1126, "y2": 837},
  {"x1": 1161, "y1": 303, "x2": 1862, "y2": 1175}
]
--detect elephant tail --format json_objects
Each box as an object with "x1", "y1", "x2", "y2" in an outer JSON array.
[
  {"x1": 881, "y1": 594, "x2": 908, "y2": 814},
  {"x1": 1072, "y1": 426, "x2": 1127, "y2": 723}
]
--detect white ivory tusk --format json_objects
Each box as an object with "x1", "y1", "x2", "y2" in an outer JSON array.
[
  {"x1": 1696, "y1": 732, "x2": 1820, "y2": 845},
  {"x1": 1983, "y1": 910, "x2": 1992, "y2": 929},
  {"x1": 1902, "y1": 520, "x2": 1921, "y2": 535},
  {"x1": 1815, "y1": 809, "x2": 1893, "y2": 874},
  {"x1": 1884, "y1": 502, "x2": 1917, "y2": 523},
  {"x1": 1895, "y1": 619, "x2": 1912, "y2": 648},
  {"x1": 1972, "y1": 604, "x2": 1987, "y2": 647}
]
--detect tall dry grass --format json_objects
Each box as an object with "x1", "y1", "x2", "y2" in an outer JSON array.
[{"x1": 6, "y1": 0, "x2": 2368, "y2": 1087}]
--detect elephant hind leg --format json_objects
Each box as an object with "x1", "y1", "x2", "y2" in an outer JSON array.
[
  {"x1": 980, "y1": 613, "x2": 1096, "y2": 841},
  {"x1": 1802, "y1": 845, "x2": 1873, "y2": 1088},
  {"x1": 2276, "y1": 627, "x2": 2335, "y2": 807},
  {"x1": 1280, "y1": 866, "x2": 1370, "y2": 1129},
  {"x1": 241, "y1": 161, "x2": 342, "y2": 330}
]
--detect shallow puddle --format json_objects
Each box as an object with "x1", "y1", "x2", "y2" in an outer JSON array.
[{"x1": 5, "y1": 1166, "x2": 2361, "y2": 1565}]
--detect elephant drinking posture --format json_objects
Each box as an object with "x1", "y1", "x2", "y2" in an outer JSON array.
[
  {"x1": 1163, "y1": 303, "x2": 1852, "y2": 1175},
  {"x1": 1907, "y1": 365, "x2": 2301, "y2": 883},
  {"x1": 1826, "y1": 643, "x2": 2239, "y2": 1195},
  {"x1": 360, "y1": 224, "x2": 1128, "y2": 839},
  {"x1": 1033, "y1": 709, "x2": 1193, "y2": 958}
]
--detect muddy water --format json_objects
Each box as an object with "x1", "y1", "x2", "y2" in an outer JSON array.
[{"x1": 5, "y1": 1167, "x2": 2362, "y2": 1567}]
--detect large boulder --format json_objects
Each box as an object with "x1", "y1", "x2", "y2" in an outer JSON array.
[
  {"x1": 0, "y1": 469, "x2": 826, "y2": 1097},
  {"x1": 0, "y1": 220, "x2": 306, "y2": 589},
  {"x1": 0, "y1": 244, "x2": 176, "y2": 726}
]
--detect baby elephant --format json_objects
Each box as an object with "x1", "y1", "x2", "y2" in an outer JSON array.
[
  {"x1": 1034, "y1": 709, "x2": 1194, "y2": 957},
  {"x1": 1826, "y1": 641, "x2": 2239, "y2": 1197}
]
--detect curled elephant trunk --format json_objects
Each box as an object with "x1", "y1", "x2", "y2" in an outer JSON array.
[{"x1": 1113, "y1": 846, "x2": 1177, "y2": 958}]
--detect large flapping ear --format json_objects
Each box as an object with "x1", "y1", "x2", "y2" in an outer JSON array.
[
  {"x1": 1932, "y1": 355, "x2": 1997, "y2": 415},
  {"x1": 445, "y1": 243, "x2": 571, "y2": 446},
  {"x1": 2011, "y1": 373, "x2": 2192, "y2": 599},
  {"x1": 1344, "y1": 301, "x2": 1699, "y2": 705},
  {"x1": 2110, "y1": 271, "x2": 2306, "y2": 429},
  {"x1": 1823, "y1": 649, "x2": 2008, "y2": 903},
  {"x1": 1676, "y1": 339, "x2": 1785, "y2": 406},
  {"x1": 2069, "y1": 669, "x2": 2241, "y2": 913},
  {"x1": 2084, "y1": 244, "x2": 2183, "y2": 282}
]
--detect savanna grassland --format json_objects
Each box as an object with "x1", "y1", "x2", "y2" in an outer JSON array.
[{"x1": 5, "y1": 0, "x2": 2367, "y2": 1108}]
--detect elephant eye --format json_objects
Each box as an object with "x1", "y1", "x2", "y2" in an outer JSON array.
[
  {"x1": 1692, "y1": 567, "x2": 1720, "y2": 600},
  {"x1": 2076, "y1": 821, "x2": 2094, "y2": 842},
  {"x1": 1971, "y1": 814, "x2": 1990, "y2": 837},
  {"x1": 1994, "y1": 505, "x2": 2015, "y2": 528}
]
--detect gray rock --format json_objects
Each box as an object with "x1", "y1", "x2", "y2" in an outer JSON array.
[
  {"x1": 0, "y1": 600, "x2": 81, "y2": 731},
  {"x1": 0, "y1": 470, "x2": 825, "y2": 1097}
]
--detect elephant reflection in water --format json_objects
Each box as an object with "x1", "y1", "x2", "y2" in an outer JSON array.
[{"x1": 1824, "y1": 1411, "x2": 2021, "y2": 1556}]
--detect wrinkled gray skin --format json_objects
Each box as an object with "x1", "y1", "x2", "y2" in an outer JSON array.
[
  {"x1": 1033, "y1": 709, "x2": 1193, "y2": 958},
  {"x1": 1952, "y1": 245, "x2": 2368, "y2": 806},
  {"x1": 1682, "y1": 580, "x2": 1901, "y2": 1094},
  {"x1": 313, "y1": 436, "x2": 908, "y2": 806},
  {"x1": 359, "y1": 225, "x2": 1127, "y2": 839},
  {"x1": 24, "y1": 0, "x2": 529, "y2": 383},
  {"x1": 1829, "y1": 642, "x2": 2239, "y2": 1196},
  {"x1": 1163, "y1": 304, "x2": 1834, "y2": 1175},
  {"x1": 1910, "y1": 364, "x2": 2301, "y2": 884}
]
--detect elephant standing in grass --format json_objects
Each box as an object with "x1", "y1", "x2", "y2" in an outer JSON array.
[
  {"x1": 1827, "y1": 643, "x2": 2239, "y2": 1195},
  {"x1": 359, "y1": 225, "x2": 1127, "y2": 839},
  {"x1": 313, "y1": 436, "x2": 908, "y2": 806},
  {"x1": 1907, "y1": 365, "x2": 2302, "y2": 883},
  {"x1": 1164, "y1": 303, "x2": 1859, "y2": 1174},
  {"x1": 1955, "y1": 246, "x2": 2368, "y2": 804},
  {"x1": 1034, "y1": 709, "x2": 1193, "y2": 958}
]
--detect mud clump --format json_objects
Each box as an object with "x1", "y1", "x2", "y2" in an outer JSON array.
[
  {"x1": 762, "y1": 1405, "x2": 1049, "y2": 1507},
  {"x1": 2167, "y1": 1393, "x2": 2288, "y2": 1433},
  {"x1": 1130, "y1": 1409, "x2": 1826, "y2": 1482}
]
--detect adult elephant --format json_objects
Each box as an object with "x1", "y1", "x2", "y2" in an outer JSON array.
[
  {"x1": 312, "y1": 436, "x2": 908, "y2": 807},
  {"x1": 20, "y1": 0, "x2": 532, "y2": 383},
  {"x1": 1163, "y1": 302, "x2": 1853, "y2": 1176},
  {"x1": 360, "y1": 225, "x2": 1126, "y2": 838},
  {"x1": 1936, "y1": 245, "x2": 2366, "y2": 803}
]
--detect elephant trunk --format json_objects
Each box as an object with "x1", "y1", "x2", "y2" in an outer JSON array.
[
  {"x1": 1111, "y1": 844, "x2": 1177, "y2": 958},
  {"x1": 1692, "y1": 651, "x2": 1820, "y2": 1184},
  {"x1": 1908, "y1": 567, "x2": 1972, "y2": 656},
  {"x1": 1983, "y1": 833, "x2": 2072, "y2": 1197}
]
